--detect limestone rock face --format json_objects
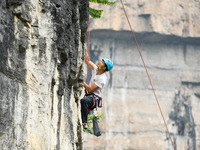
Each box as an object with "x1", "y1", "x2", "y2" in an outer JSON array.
[
  {"x1": 83, "y1": 0, "x2": 200, "y2": 150},
  {"x1": 0, "y1": 0, "x2": 88, "y2": 149},
  {"x1": 90, "y1": 0, "x2": 200, "y2": 37}
]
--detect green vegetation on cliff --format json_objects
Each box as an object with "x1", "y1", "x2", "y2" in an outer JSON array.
[{"x1": 89, "y1": 0, "x2": 116, "y2": 18}]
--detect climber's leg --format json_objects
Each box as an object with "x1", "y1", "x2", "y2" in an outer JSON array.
[{"x1": 81, "y1": 96, "x2": 93, "y2": 124}]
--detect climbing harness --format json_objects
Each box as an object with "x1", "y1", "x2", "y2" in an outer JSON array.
[
  {"x1": 84, "y1": 93, "x2": 103, "y2": 114},
  {"x1": 120, "y1": 0, "x2": 176, "y2": 149}
]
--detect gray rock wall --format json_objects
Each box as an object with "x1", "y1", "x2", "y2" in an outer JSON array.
[{"x1": 0, "y1": 0, "x2": 88, "y2": 149}]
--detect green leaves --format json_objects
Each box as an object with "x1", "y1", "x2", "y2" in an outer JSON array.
[
  {"x1": 89, "y1": 8, "x2": 103, "y2": 19},
  {"x1": 90, "y1": 0, "x2": 116, "y2": 5},
  {"x1": 89, "y1": 0, "x2": 116, "y2": 19}
]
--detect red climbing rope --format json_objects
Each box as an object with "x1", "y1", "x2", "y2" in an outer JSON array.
[
  {"x1": 86, "y1": 22, "x2": 90, "y2": 84},
  {"x1": 120, "y1": 0, "x2": 176, "y2": 149}
]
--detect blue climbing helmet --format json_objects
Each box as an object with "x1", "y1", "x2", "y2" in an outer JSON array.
[{"x1": 102, "y1": 58, "x2": 113, "y2": 71}]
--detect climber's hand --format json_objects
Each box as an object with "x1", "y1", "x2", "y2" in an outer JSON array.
[
  {"x1": 85, "y1": 47, "x2": 89, "y2": 62},
  {"x1": 84, "y1": 82, "x2": 99, "y2": 93},
  {"x1": 84, "y1": 47, "x2": 95, "y2": 70}
]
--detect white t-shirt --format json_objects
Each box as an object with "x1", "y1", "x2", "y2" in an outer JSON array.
[{"x1": 89, "y1": 65, "x2": 107, "y2": 96}]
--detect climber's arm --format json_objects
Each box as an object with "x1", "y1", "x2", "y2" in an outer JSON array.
[
  {"x1": 84, "y1": 82, "x2": 99, "y2": 93},
  {"x1": 85, "y1": 47, "x2": 95, "y2": 70}
]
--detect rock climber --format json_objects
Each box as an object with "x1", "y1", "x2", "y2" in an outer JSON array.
[{"x1": 81, "y1": 47, "x2": 113, "y2": 129}]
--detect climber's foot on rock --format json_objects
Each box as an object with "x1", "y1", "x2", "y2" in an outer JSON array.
[{"x1": 83, "y1": 123, "x2": 87, "y2": 129}]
